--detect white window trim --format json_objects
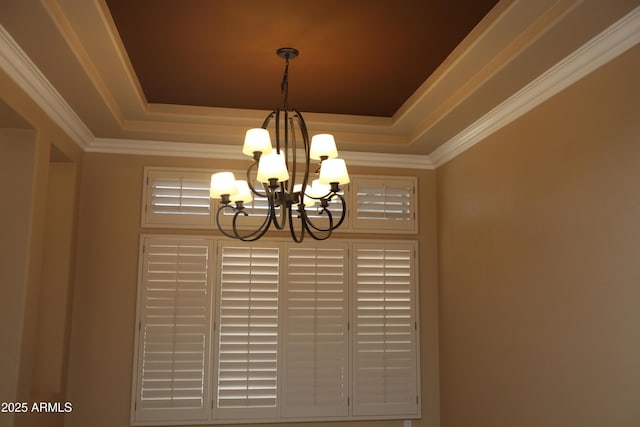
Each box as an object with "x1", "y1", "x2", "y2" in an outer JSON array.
[{"x1": 131, "y1": 235, "x2": 421, "y2": 425}]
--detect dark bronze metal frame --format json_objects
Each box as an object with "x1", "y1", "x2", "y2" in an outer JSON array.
[{"x1": 215, "y1": 48, "x2": 347, "y2": 242}]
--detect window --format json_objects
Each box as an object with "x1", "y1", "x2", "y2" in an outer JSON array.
[
  {"x1": 132, "y1": 236, "x2": 420, "y2": 424},
  {"x1": 141, "y1": 168, "x2": 418, "y2": 234}
]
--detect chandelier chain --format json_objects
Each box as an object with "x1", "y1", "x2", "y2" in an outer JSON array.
[{"x1": 280, "y1": 54, "x2": 290, "y2": 110}]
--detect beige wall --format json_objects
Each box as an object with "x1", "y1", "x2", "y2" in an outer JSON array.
[
  {"x1": 436, "y1": 45, "x2": 640, "y2": 426},
  {"x1": 65, "y1": 154, "x2": 440, "y2": 427},
  {"x1": 1, "y1": 70, "x2": 82, "y2": 427},
  {"x1": 0, "y1": 129, "x2": 37, "y2": 427}
]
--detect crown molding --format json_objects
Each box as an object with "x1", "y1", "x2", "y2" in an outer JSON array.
[
  {"x1": 89, "y1": 138, "x2": 242, "y2": 159},
  {"x1": 340, "y1": 150, "x2": 434, "y2": 170},
  {"x1": 0, "y1": 25, "x2": 94, "y2": 149},
  {"x1": 89, "y1": 137, "x2": 435, "y2": 170},
  {"x1": 430, "y1": 5, "x2": 640, "y2": 168}
]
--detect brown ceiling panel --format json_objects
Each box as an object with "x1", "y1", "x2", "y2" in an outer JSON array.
[{"x1": 105, "y1": 0, "x2": 499, "y2": 117}]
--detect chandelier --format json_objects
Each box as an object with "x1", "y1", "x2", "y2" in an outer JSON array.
[{"x1": 209, "y1": 48, "x2": 350, "y2": 242}]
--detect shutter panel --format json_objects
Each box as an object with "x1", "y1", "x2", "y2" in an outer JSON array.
[
  {"x1": 144, "y1": 169, "x2": 213, "y2": 227},
  {"x1": 283, "y1": 244, "x2": 349, "y2": 418},
  {"x1": 216, "y1": 244, "x2": 280, "y2": 419},
  {"x1": 134, "y1": 237, "x2": 212, "y2": 422},
  {"x1": 352, "y1": 243, "x2": 419, "y2": 416},
  {"x1": 352, "y1": 177, "x2": 417, "y2": 233}
]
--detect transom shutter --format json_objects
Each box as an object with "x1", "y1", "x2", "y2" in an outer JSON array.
[
  {"x1": 144, "y1": 169, "x2": 213, "y2": 227},
  {"x1": 352, "y1": 243, "x2": 419, "y2": 416},
  {"x1": 134, "y1": 237, "x2": 212, "y2": 422},
  {"x1": 282, "y1": 244, "x2": 349, "y2": 418},
  {"x1": 215, "y1": 244, "x2": 280, "y2": 419},
  {"x1": 351, "y1": 177, "x2": 417, "y2": 233}
]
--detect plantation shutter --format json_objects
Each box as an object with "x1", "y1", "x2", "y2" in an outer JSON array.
[
  {"x1": 215, "y1": 244, "x2": 280, "y2": 419},
  {"x1": 134, "y1": 237, "x2": 212, "y2": 422},
  {"x1": 143, "y1": 169, "x2": 213, "y2": 227},
  {"x1": 352, "y1": 243, "x2": 419, "y2": 416},
  {"x1": 352, "y1": 177, "x2": 417, "y2": 233},
  {"x1": 282, "y1": 244, "x2": 349, "y2": 418}
]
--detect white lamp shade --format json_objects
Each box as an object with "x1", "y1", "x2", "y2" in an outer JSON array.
[
  {"x1": 256, "y1": 152, "x2": 289, "y2": 184},
  {"x1": 229, "y1": 179, "x2": 253, "y2": 203},
  {"x1": 309, "y1": 179, "x2": 331, "y2": 198},
  {"x1": 210, "y1": 172, "x2": 237, "y2": 198},
  {"x1": 242, "y1": 128, "x2": 273, "y2": 157},
  {"x1": 303, "y1": 193, "x2": 314, "y2": 206},
  {"x1": 310, "y1": 134, "x2": 338, "y2": 160},
  {"x1": 319, "y1": 158, "x2": 350, "y2": 185}
]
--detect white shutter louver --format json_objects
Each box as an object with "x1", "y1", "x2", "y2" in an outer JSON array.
[
  {"x1": 216, "y1": 244, "x2": 280, "y2": 419},
  {"x1": 283, "y1": 245, "x2": 349, "y2": 418},
  {"x1": 144, "y1": 169, "x2": 213, "y2": 227},
  {"x1": 352, "y1": 177, "x2": 417, "y2": 233},
  {"x1": 352, "y1": 243, "x2": 419, "y2": 416},
  {"x1": 134, "y1": 237, "x2": 212, "y2": 422}
]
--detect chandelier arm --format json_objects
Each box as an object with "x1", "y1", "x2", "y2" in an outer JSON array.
[
  {"x1": 246, "y1": 161, "x2": 268, "y2": 198},
  {"x1": 261, "y1": 111, "x2": 276, "y2": 129},
  {"x1": 284, "y1": 109, "x2": 289, "y2": 171},
  {"x1": 300, "y1": 205, "x2": 335, "y2": 233},
  {"x1": 301, "y1": 192, "x2": 347, "y2": 232},
  {"x1": 288, "y1": 203, "x2": 305, "y2": 243},
  {"x1": 300, "y1": 208, "x2": 332, "y2": 241},
  {"x1": 215, "y1": 204, "x2": 273, "y2": 242},
  {"x1": 329, "y1": 193, "x2": 348, "y2": 229},
  {"x1": 289, "y1": 115, "x2": 296, "y2": 194},
  {"x1": 231, "y1": 208, "x2": 273, "y2": 242},
  {"x1": 215, "y1": 205, "x2": 238, "y2": 239},
  {"x1": 293, "y1": 109, "x2": 311, "y2": 192},
  {"x1": 294, "y1": 110, "x2": 312, "y2": 193},
  {"x1": 271, "y1": 195, "x2": 288, "y2": 231},
  {"x1": 275, "y1": 109, "x2": 281, "y2": 153}
]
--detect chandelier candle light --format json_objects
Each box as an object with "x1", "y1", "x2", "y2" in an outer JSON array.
[{"x1": 209, "y1": 48, "x2": 350, "y2": 242}]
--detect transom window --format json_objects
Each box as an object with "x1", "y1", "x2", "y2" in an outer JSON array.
[{"x1": 142, "y1": 167, "x2": 418, "y2": 234}]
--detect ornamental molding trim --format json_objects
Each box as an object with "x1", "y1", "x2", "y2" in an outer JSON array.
[
  {"x1": 430, "y1": 5, "x2": 640, "y2": 167},
  {"x1": 0, "y1": 25, "x2": 93, "y2": 149},
  {"x1": 89, "y1": 138, "x2": 436, "y2": 170}
]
